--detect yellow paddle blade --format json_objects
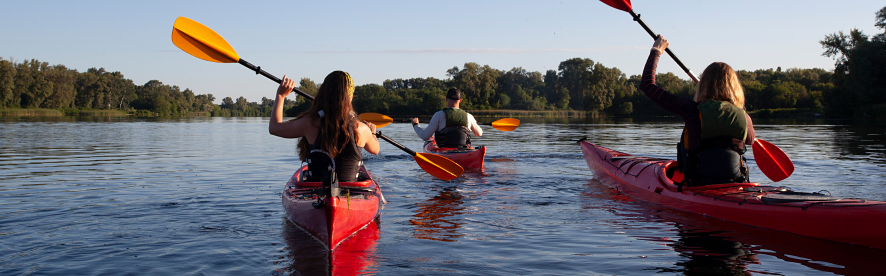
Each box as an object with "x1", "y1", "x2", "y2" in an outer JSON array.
[
  {"x1": 414, "y1": 153, "x2": 464, "y2": 181},
  {"x1": 172, "y1": 17, "x2": 240, "y2": 63},
  {"x1": 491, "y1": 118, "x2": 520, "y2": 131},
  {"x1": 359, "y1": 113, "x2": 394, "y2": 128}
]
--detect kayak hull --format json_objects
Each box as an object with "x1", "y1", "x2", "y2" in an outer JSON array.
[
  {"x1": 282, "y1": 166, "x2": 381, "y2": 250},
  {"x1": 579, "y1": 139, "x2": 886, "y2": 250},
  {"x1": 423, "y1": 137, "x2": 486, "y2": 171}
]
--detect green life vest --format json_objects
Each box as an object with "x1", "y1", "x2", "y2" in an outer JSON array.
[
  {"x1": 436, "y1": 107, "x2": 471, "y2": 149},
  {"x1": 443, "y1": 107, "x2": 468, "y2": 127},
  {"x1": 698, "y1": 100, "x2": 747, "y2": 142}
]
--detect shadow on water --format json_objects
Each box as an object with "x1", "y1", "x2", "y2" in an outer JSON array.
[
  {"x1": 581, "y1": 179, "x2": 886, "y2": 275},
  {"x1": 277, "y1": 217, "x2": 380, "y2": 276}
]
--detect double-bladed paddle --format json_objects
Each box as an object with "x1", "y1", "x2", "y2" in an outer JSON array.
[
  {"x1": 171, "y1": 17, "x2": 463, "y2": 181},
  {"x1": 599, "y1": 0, "x2": 698, "y2": 83},
  {"x1": 358, "y1": 113, "x2": 520, "y2": 132},
  {"x1": 598, "y1": 0, "x2": 795, "y2": 182}
]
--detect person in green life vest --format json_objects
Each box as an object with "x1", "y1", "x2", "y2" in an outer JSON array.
[
  {"x1": 411, "y1": 88, "x2": 483, "y2": 149},
  {"x1": 640, "y1": 35, "x2": 757, "y2": 187}
]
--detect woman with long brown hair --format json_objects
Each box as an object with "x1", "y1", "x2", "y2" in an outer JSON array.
[
  {"x1": 269, "y1": 71, "x2": 379, "y2": 182},
  {"x1": 641, "y1": 35, "x2": 756, "y2": 187}
]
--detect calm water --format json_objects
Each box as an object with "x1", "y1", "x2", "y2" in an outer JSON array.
[{"x1": 2, "y1": 116, "x2": 885, "y2": 275}]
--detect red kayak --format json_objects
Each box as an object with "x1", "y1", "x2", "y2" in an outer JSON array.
[
  {"x1": 423, "y1": 137, "x2": 486, "y2": 171},
  {"x1": 579, "y1": 139, "x2": 886, "y2": 250},
  {"x1": 282, "y1": 166, "x2": 382, "y2": 250}
]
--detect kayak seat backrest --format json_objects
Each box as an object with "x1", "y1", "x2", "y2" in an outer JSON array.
[
  {"x1": 292, "y1": 166, "x2": 374, "y2": 188},
  {"x1": 665, "y1": 162, "x2": 685, "y2": 183},
  {"x1": 660, "y1": 161, "x2": 758, "y2": 192},
  {"x1": 293, "y1": 179, "x2": 374, "y2": 188}
]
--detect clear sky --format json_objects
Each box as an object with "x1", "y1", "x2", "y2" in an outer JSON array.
[{"x1": 2, "y1": 0, "x2": 883, "y2": 104}]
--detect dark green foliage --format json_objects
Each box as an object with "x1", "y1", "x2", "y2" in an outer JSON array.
[{"x1": 819, "y1": 5, "x2": 886, "y2": 118}]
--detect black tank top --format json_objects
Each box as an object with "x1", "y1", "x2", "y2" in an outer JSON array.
[{"x1": 307, "y1": 119, "x2": 363, "y2": 182}]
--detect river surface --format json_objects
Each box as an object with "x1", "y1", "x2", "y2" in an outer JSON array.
[{"x1": 2, "y1": 116, "x2": 885, "y2": 275}]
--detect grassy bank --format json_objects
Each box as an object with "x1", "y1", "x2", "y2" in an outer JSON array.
[
  {"x1": 76, "y1": 109, "x2": 130, "y2": 117},
  {"x1": 1, "y1": 108, "x2": 130, "y2": 117},
  {"x1": 0, "y1": 108, "x2": 64, "y2": 116},
  {"x1": 746, "y1": 108, "x2": 824, "y2": 119},
  {"x1": 469, "y1": 109, "x2": 602, "y2": 118},
  {"x1": 854, "y1": 104, "x2": 886, "y2": 120}
]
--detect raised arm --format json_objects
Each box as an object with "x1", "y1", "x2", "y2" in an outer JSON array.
[
  {"x1": 269, "y1": 75, "x2": 312, "y2": 139},
  {"x1": 640, "y1": 35, "x2": 698, "y2": 119}
]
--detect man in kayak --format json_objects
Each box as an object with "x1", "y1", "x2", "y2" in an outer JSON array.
[
  {"x1": 411, "y1": 88, "x2": 483, "y2": 149},
  {"x1": 641, "y1": 35, "x2": 756, "y2": 187},
  {"x1": 269, "y1": 71, "x2": 380, "y2": 182}
]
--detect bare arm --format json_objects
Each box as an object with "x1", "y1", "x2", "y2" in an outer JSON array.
[
  {"x1": 356, "y1": 121, "x2": 380, "y2": 154},
  {"x1": 269, "y1": 75, "x2": 313, "y2": 139},
  {"x1": 466, "y1": 114, "x2": 482, "y2": 137}
]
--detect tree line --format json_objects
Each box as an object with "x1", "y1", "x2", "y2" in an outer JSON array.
[{"x1": 2, "y1": 5, "x2": 882, "y2": 118}]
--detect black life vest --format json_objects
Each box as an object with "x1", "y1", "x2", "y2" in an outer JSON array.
[
  {"x1": 434, "y1": 108, "x2": 472, "y2": 149},
  {"x1": 677, "y1": 100, "x2": 749, "y2": 187},
  {"x1": 304, "y1": 119, "x2": 363, "y2": 182}
]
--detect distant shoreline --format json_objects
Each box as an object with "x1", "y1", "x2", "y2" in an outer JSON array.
[{"x1": 2, "y1": 107, "x2": 862, "y2": 120}]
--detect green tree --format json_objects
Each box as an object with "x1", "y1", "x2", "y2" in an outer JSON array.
[{"x1": 821, "y1": 5, "x2": 886, "y2": 116}]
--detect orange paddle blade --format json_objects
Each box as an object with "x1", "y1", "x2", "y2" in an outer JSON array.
[
  {"x1": 413, "y1": 153, "x2": 464, "y2": 181},
  {"x1": 359, "y1": 113, "x2": 394, "y2": 128},
  {"x1": 490, "y1": 118, "x2": 520, "y2": 131},
  {"x1": 172, "y1": 17, "x2": 240, "y2": 63},
  {"x1": 753, "y1": 139, "x2": 794, "y2": 182}
]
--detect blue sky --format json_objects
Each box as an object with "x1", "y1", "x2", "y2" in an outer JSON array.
[{"x1": 2, "y1": 0, "x2": 883, "y2": 103}]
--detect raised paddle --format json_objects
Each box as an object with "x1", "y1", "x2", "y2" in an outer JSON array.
[
  {"x1": 598, "y1": 0, "x2": 699, "y2": 83},
  {"x1": 171, "y1": 17, "x2": 463, "y2": 181},
  {"x1": 598, "y1": 1, "x2": 796, "y2": 181},
  {"x1": 358, "y1": 113, "x2": 520, "y2": 132}
]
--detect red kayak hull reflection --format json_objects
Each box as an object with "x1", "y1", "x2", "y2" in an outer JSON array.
[{"x1": 280, "y1": 218, "x2": 380, "y2": 276}]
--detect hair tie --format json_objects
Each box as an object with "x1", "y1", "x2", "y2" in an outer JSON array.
[{"x1": 318, "y1": 110, "x2": 325, "y2": 118}]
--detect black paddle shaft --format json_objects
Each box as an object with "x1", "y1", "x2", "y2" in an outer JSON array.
[
  {"x1": 628, "y1": 10, "x2": 699, "y2": 83},
  {"x1": 375, "y1": 131, "x2": 417, "y2": 156},
  {"x1": 237, "y1": 59, "x2": 316, "y2": 100},
  {"x1": 241, "y1": 59, "x2": 423, "y2": 159}
]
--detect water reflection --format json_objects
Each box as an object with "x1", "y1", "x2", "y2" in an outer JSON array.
[
  {"x1": 278, "y1": 218, "x2": 380, "y2": 276},
  {"x1": 410, "y1": 187, "x2": 464, "y2": 242},
  {"x1": 655, "y1": 227, "x2": 757, "y2": 275},
  {"x1": 830, "y1": 123, "x2": 886, "y2": 164},
  {"x1": 581, "y1": 179, "x2": 886, "y2": 275}
]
